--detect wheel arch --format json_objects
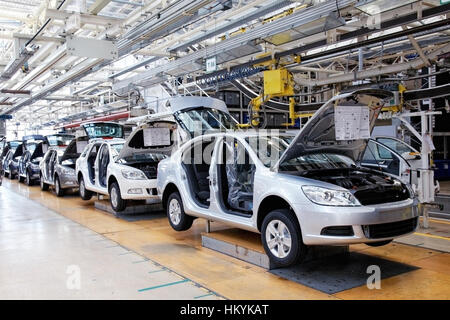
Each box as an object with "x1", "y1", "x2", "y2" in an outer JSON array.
[
  {"x1": 256, "y1": 195, "x2": 296, "y2": 232},
  {"x1": 162, "y1": 182, "x2": 180, "y2": 210},
  {"x1": 107, "y1": 175, "x2": 118, "y2": 191}
]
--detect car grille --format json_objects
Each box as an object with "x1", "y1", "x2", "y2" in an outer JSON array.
[
  {"x1": 355, "y1": 186, "x2": 409, "y2": 205},
  {"x1": 362, "y1": 217, "x2": 418, "y2": 239}
]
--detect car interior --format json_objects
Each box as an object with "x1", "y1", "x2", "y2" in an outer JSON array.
[
  {"x1": 98, "y1": 144, "x2": 110, "y2": 188},
  {"x1": 87, "y1": 144, "x2": 101, "y2": 184},
  {"x1": 181, "y1": 137, "x2": 216, "y2": 208},
  {"x1": 48, "y1": 151, "x2": 57, "y2": 181},
  {"x1": 217, "y1": 138, "x2": 255, "y2": 215},
  {"x1": 60, "y1": 137, "x2": 87, "y2": 170}
]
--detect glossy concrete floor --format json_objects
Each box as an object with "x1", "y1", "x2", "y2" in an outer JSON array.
[
  {"x1": 0, "y1": 183, "x2": 220, "y2": 300},
  {"x1": 1, "y1": 179, "x2": 450, "y2": 300}
]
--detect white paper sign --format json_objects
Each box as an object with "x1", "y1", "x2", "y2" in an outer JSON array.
[
  {"x1": 76, "y1": 140, "x2": 88, "y2": 153},
  {"x1": 335, "y1": 106, "x2": 370, "y2": 141},
  {"x1": 143, "y1": 127, "x2": 171, "y2": 147}
]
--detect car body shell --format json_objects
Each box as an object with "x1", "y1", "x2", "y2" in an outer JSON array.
[
  {"x1": 40, "y1": 147, "x2": 78, "y2": 190},
  {"x1": 19, "y1": 140, "x2": 47, "y2": 183},
  {"x1": 2, "y1": 142, "x2": 24, "y2": 178},
  {"x1": 158, "y1": 90, "x2": 418, "y2": 246},
  {"x1": 158, "y1": 131, "x2": 418, "y2": 245},
  {"x1": 75, "y1": 138, "x2": 149, "y2": 200}
]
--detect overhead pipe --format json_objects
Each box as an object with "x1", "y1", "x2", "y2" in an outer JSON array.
[{"x1": 59, "y1": 110, "x2": 131, "y2": 129}]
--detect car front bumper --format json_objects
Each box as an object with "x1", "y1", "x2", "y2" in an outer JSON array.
[
  {"x1": 294, "y1": 198, "x2": 419, "y2": 245},
  {"x1": 119, "y1": 178, "x2": 159, "y2": 200},
  {"x1": 60, "y1": 174, "x2": 78, "y2": 189}
]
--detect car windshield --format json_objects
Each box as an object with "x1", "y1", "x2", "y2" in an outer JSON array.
[
  {"x1": 175, "y1": 107, "x2": 238, "y2": 137},
  {"x1": 122, "y1": 153, "x2": 167, "y2": 163},
  {"x1": 245, "y1": 135, "x2": 354, "y2": 170},
  {"x1": 47, "y1": 135, "x2": 74, "y2": 147},
  {"x1": 245, "y1": 135, "x2": 293, "y2": 168},
  {"x1": 110, "y1": 143, "x2": 124, "y2": 158},
  {"x1": 83, "y1": 123, "x2": 123, "y2": 139},
  {"x1": 280, "y1": 153, "x2": 354, "y2": 172},
  {"x1": 376, "y1": 137, "x2": 416, "y2": 155},
  {"x1": 9, "y1": 141, "x2": 20, "y2": 150},
  {"x1": 26, "y1": 142, "x2": 38, "y2": 153}
]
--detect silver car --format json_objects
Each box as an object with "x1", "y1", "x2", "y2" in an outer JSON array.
[
  {"x1": 157, "y1": 89, "x2": 418, "y2": 267},
  {"x1": 40, "y1": 137, "x2": 81, "y2": 196}
]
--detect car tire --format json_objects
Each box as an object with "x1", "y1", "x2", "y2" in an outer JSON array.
[
  {"x1": 261, "y1": 209, "x2": 307, "y2": 268},
  {"x1": 166, "y1": 192, "x2": 193, "y2": 231},
  {"x1": 55, "y1": 176, "x2": 65, "y2": 197},
  {"x1": 79, "y1": 176, "x2": 93, "y2": 200},
  {"x1": 26, "y1": 171, "x2": 33, "y2": 186},
  {"x1": 18, "y1": 175, "x2": 24, "y2": 183},
  {"x1": 3, "y1": 170, "x2": 8, "y2": 178},
  {"x1": 109, "y1": 182, "x2": 126, "y2": 212},
  {"x1": 40, "y1": 173, "x2": 49, "y2": 191},
  {"x1": 365, "y1": 240, "x2": 392, "y2": 247},
  {"x1": 9, "y1": 166, "x2": 15, "y2": 179}
]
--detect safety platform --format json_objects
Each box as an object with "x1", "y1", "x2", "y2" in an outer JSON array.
[
  {"x1": 94, "y1": 198, "x2": 163, "y2": 217},
  {"x1": 201, "y1": 227, "x2": 418, "y2": 294},
  {"x1": 201, "y1": 228, "x2": 349, "y2": 269}
]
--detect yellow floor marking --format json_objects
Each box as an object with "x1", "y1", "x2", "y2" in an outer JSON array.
[
  {"x1": 428, "y1": 218, "x2": 450, "y2": 226},
  {"x1": 414, "y1": 232, "x2": 450, "y2": 241}
]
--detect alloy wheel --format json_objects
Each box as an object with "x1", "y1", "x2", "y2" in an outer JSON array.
[
  {"x1": 265, "y1": 219, "x2": 292, "y2": 258},
  {"x1": 168, "y1": 198, "x2": 181, "y2": 225},
  {"x1": 111, "y1": 186, "x2": 119, "y2": 208}
]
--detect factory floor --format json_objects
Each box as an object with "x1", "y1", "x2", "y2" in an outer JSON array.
[{"x1": 1, "y1": 179, "x2": 449, "y2": 300}]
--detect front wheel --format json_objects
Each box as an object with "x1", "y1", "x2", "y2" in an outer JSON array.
[
  {"x1": 40, "y1": 173, "x2": 49, "y2": 191},
  {"x1": 18, "y1": 175, "x2": 24, "y2": 183},
  {"x1": 261, "y1": 209, "x2": 307, "y2": 268},
  {"x1": 166, "y1": 192, "x2": 193, "y2": 231},
  {"x1": 3, "y1": 170, "x2": 8, "y2": 178},
  {"x1": 79, "y1": 176, "x2": 93, "y2": 200},
  {"x1": 109, "y1": 182, "x2": 126, "y2": 212},
  {"x1": 55, "y1": 176, "x2": 65, "y2": 197},
  {"x1": 365, "y1": 240, "x2": 392, "y2": 247}
]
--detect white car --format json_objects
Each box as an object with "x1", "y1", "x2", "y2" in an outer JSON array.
[
  {"x1": 76, "y1": 138, "x2": 127, "y2": 210},
  {"x1": 76, "y1": 96, "x2": 239, "y2": 212}
]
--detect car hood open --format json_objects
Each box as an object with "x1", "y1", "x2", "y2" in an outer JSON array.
[
  {"x1": 117, "y1": 120, "x2": 177, "y2": 160},
  {"x1": 274, "y1": 89, "x2": 393, "y2": 170}
]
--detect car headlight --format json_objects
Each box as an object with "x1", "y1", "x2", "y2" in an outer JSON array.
[
  {"x1": 61, "y1": 167, "x2": 75, "y2": 176},
  {"x1": 302, "y1": 186, "x2": 361, "y2": 207},
  {"x1": 121, "y1": 169, "x2": 147, "y2": 180}
]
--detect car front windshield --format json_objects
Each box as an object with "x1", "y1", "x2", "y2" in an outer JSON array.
[
  {"x1": 175, "y1": 107, "x2": 238, "y2": 136},
  {"x1": 26, "y1": 142, "x2": 38, "y2": 153},
  {"x1": 245, "y1": 135, "x2": 354, "y2": 171},
  {"x1": 110, "y1": 143, "x2": 124, "y2": 158},
  {"x1": 245, "y1": 135, "x2": 293, "y2": 168},
  {"x1": 84, "y1": 123, "x2": 123, "y2": 139},
  {"x1": 47, "y1": 135, "x2": 74, "y2": 147},
  {"x1": 122, "y1": 153, "x2": 167, "y2": 163}
]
